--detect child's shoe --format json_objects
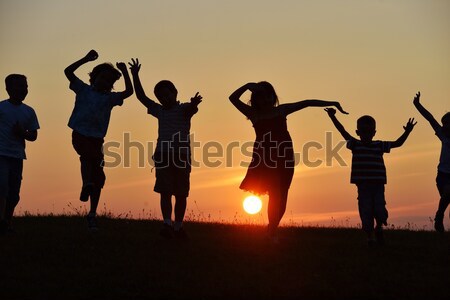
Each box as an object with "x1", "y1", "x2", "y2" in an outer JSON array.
[
  {"x1": 375, "y1": 227, "x2": 385, "y2": 246},
  {"x1": 86, "y1": 214, "x2": 98, "y2": 231}
]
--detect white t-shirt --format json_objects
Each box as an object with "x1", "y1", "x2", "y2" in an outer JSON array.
[
  {"x1": 0, "y1": 100, "x2": 40, "y2": 159},
  {"x1": 68, "y1": 78, "x2": 123, "y2": 138}
]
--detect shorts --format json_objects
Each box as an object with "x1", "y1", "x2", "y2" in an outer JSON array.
[
  {"x1": 153, "y1": 151, "x2": 191, "y2": 197},
  {"x1": 356, "y1": 183, "x2": 388, "y2": 232},
  {"x1": 0, "y1": 155, "x2": 23, "y2": 206}
]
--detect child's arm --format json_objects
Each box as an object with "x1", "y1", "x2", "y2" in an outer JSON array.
[
  {"x1": 413, "y1": 91, "x2": 441, "y2": 132},
  {"x1": 12, "y1": 122, "x2": 37, "y2": 142},
  {"x1": 64, "y1": 50, "x2": 98, "y2": 82},
  {"x1": 186, "y1": 92, "x2": 203, "y2": 117},
  {"x1": 115, "y1": 62, "x2": 133, "y2": 99},
  {"x1": 229, "y1": 83, "x2": 257, "y2": 119},
  {"x1": 390, "y1": 118, "x2": 417, "y2": 148},
  {"x1": 128, "y1": 58, "x2": 159, "y2": 110},
  {"x1": 324, "y1": 108, "x2": 354, "y2": 141},
  {"x1": 280, "y1": 100, "x2": 348, "y2": 116}
]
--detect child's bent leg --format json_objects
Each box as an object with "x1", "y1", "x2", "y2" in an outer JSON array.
[{"x1": 373, "y1": 185, "x2": 388, "y2": 227}]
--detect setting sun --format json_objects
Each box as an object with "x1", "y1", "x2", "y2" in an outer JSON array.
[{"x1": 243, "y1": 196, "x2": 263, "y2": 215}]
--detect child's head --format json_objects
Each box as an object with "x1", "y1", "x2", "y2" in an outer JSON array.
[
  {"x1": 249, "y1": 81, "x2": 279, "y2": 110},
  {"x1": 154, "y1": 80, "x2": 178, "y2": 108},
  {"x1": 5, "y1": 74, "x2": 28, "y2": 102},
  {"x1": 356, "y1": 115, "x2": 376, "y2": 142},
  {"x1": 89, "y1": 63, "x2": 121, "y2": 93},
  {"x1": 442, "y1": 112, "x2": 450, "y2": 137}
]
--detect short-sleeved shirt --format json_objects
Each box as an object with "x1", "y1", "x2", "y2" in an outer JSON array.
[
  {"x1": 147, "y1": 101, "x2": 197, "y2": 154},
  {"x1": 67, "y1": 78, "x2": 123, "y2": 138},
  {"x1": 0, "y1": 100, "x2": 40, "y2": 159},
  {"x1": 347, "y1": 139, "x2": 392, "y2": 184},
  {"x1": 435, "y1": 127, "x2": 450, "y2": 174}
]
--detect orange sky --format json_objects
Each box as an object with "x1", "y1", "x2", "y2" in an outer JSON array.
[{"x1": 1, "y1": 0, "x2": 449, "y2": 229}]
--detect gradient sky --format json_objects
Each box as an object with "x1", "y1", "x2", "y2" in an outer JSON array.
[{"x1": 1, "y1": 0, "x2": 449, "y2": 228}]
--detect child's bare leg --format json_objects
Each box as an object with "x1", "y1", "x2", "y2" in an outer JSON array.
[
  {"x1": 160, "y1": 193, "x2": 172, "y2": 224},
  {"x1": 89, "y1": 187, "x2": 101, "y2": 216},
  {"x1": 174, "y1": 196, "x2": 187, "y2": 223}
]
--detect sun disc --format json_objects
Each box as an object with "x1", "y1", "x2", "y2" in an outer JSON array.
[{"x1": 243, "y1": 196, "x2": 262, "y2": 215}]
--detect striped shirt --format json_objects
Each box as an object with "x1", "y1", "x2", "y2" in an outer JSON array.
[
  {"x1": 347, "y1": 139, "x2": 392, "y2": 184},
  {"x1": 148, "y1": 101, "x2": 198, "y2": 154}
]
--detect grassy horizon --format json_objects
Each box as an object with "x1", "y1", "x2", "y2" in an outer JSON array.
[{"x1": 1, "y1": 216, "x2": 449, "y2": 299}]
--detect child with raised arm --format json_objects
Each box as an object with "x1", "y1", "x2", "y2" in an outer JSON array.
[
  {"x1": 413, "y1": 91, "x2": 450, "y2": 232},
  {"x1": 229, "y1": 81, "x2": 347, "y2": 243},
  {"x1": 65, "y1": 50, "x2": 133, "y2": 231},
  {"x1": 0, "y1": 74, "x2": 39, "y2": 234},
  {"x1": 129, "y1": 58, "x2": 202, "y2": 240},
  {"x1": 325, "y1": 107, "x2": 416, "y2": 246}
]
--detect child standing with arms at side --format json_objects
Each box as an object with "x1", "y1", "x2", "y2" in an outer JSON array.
[
  {"x1": 65, "y1": 50, "x2": 133, "y2": 230},
  {"x1": 325, "y1": 107, "x2": 416, "y2": 246},
  {"x1": 413, "y1": 91, "x2": 450, "y2": 232},
  {"x1": 129, "y1": 58, "x2": 202, "y2": 239},
  {"x1": 229, "y1": 81, "x2": 347, "y2": 243},
  {"x1": 0, "y1": 74, "x2": 39, "y2": 234}
]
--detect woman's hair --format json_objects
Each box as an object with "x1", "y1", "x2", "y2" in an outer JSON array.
[
  {"x1": 89, "y1": 63, "x2": 121, "y2": 85},
  {"x1": 248, "y1": 81, "x2": 279, "y2": 110}
]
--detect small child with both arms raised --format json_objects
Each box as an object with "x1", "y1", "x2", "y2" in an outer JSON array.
[
  {"x1": 65, "y1": 50, "x2": 133, "y2": 230},
  {"x1": 128, "y1": 58, "x2": 202, "y2": 239},
  {"x1": 413, "y1": 91, "x2": 450, "y2": 232},
  {"x1": 325, "y1": 107, "x2": 416, "y2": 246}
]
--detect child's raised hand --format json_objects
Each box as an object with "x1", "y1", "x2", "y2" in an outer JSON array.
[
  {"x1": 403, "y1": 118, "x2": 417, "y2": 132},
  {"x1": 324, "y1": 107, "x2": 336, "y2": 116},
  {"x1": 128, "y1": 58, "x2": 141, "y2": 75},
  {"x1": 191, "y1": 92, "x2": 203, "y2": 106},
  {"x1": 84, "y1": 50, "x2": 98, "y2": 62},
  {"x1": 413, "y1": 91, "x2": 421, "y2": 105},
  {"x1": 335, "y1": 103, "x2": 349, "y2": 115},
  {"x1": 116, "y1": 62, "x2": 127, "y2": 72}
]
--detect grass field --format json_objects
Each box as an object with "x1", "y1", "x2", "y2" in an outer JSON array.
[{"x1": 0, "y1": 216, "x2": 449, "y2": 299}]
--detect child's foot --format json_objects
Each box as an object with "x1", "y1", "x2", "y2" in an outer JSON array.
[
  {"x1": 159, "y1": 224, "x2": 174, "y2": 239},
  {"x1": 174, "y1": 227, "x2": 189, "y2": 241},
  {"x1": 86, "y1": 214, "x2": 98, "y2": 231},
  {"x1": 80, "y1": 184, "x2": 93, "y2": 202},
  {"x1": 375, "y1": 227, "x2": 385, "y2": 246}
]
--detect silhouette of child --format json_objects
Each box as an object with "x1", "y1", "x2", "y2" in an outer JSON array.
[
  {"x1": 64, "y1": 50, "x2": 133, "y2": 230},
  {"x1": 229, "y1": 82, "x2": 347, "y2": 243},
  {"x1": 0, "y1": 74, "x2": 39, "y2": 234},
  {"x1": 413, "y1": 91, "x2": 450, "y2": 232},
  {"x1": 129, "y1": 58, "x2": 202, "y2": 239},
  {"x1": 325, "y1": 107, "x2": 416, "y2": 246}
]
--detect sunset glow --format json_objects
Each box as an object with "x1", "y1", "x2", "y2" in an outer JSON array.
[
  {"x1": 243, "y1": 196, "x2": 263, "y2": 215},
  {"x1": 0, "y1": 0, "x2": 449, "y2": 228}
]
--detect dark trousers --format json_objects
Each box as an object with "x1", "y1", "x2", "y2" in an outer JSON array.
[{"x1": 72, "y1": 131, "x2": 105, "y2": 190}]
